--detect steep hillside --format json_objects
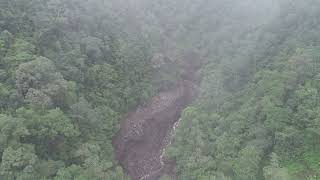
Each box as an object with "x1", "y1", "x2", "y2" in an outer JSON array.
[
  {"x1": 166, "y1": 0, "x2": 320, "y2": 179},
  {"x1": 1, "y1": 0, "x2": 320, "y2": 180}
]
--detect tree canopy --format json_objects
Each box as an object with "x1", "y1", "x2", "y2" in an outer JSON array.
[{"x1": 1, "y1": 0, "x2": 320, "y2": 179}]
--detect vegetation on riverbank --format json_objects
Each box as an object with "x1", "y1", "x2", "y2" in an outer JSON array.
[{"x1": 1, "y1": 0, "x2": 320, "y2": 180}]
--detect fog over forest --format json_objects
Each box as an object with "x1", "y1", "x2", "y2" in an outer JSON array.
[{"x1": 1, "y1": 0, "x2": 320, "y2": 180}]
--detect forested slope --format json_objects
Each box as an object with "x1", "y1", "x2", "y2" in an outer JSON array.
[
  {"x1": 166, "y1": 0, "x2": 320, "y2": 180},
  {"x1": 0, "y1": 0, "x2": 156, "y2": 179},
  {"x1": 1, "y1": 0, "x2": 320, "y2": 180}
]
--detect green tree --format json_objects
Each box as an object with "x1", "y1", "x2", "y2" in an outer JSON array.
[
  {"x1": 16, "y1": 56, "x2": 76, "y2": 109},
  {"x1": 263, "y1": 153, "x2": 291, "y2": 180},
  {"x1": 233, "y1": 146, "x2": 262, "y2": 180},
  {"x1": 0, "y1": 145, "x2": 38, "y2": 179}
]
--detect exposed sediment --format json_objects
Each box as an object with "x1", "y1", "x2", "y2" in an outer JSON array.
[{"x1": 112, "y1": 61, "x2": 197, "y2": 180}]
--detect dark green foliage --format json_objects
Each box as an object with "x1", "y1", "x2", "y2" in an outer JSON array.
[
  {"x1": 0, "y1": 0, "x2": 152, "y2": 179},
  {"x1": 1, "y1": 0, "x2": 320, "y2": 179},
  {"x1": 166, "y1": 0, "x2": 320, "y2": 180}
]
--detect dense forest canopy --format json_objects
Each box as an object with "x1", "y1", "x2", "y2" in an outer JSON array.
[{"x1": 0, "y1": 0, "x2": 320, "y2": 180}]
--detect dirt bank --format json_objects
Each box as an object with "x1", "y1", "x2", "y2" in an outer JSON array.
[{"x1": 112, "y1": 61, "x2": 197, "y2": 180}]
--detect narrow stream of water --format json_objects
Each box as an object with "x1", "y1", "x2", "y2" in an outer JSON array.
[
  {"x1": 140, "y1": 118, "x2": 182, "y2": 180},
  {"x1": 113, "y1": 60, "x2": 198, "y2": 180}
]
